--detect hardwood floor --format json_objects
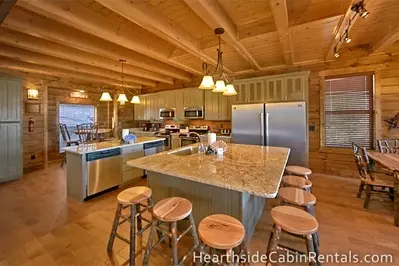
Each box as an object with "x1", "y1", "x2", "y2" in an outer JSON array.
[{"x1": 0, "y1": 163, "x2": 398, "y2": 265}]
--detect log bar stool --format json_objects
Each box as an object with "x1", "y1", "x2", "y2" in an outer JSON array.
[
  {"x1": 282, "y1": 175, "x2": 313, "y2": 192},
  {"x1": 266, "y1": 206, "x2": 321, "y2": 266},
  {"x1": 107, "y1": 186, "x2": 153, "y2": 266},
  {"x1": 197, "y1": 214, "x2": 247, "y2": 265},
  {"x1": 278, "y1": 187, "x2": 316, "y2": 216},
  {"x1": 286, "y1": 165, "x2": 312, "y2": 179},
  {"x1": 143, "y1": 197, "x2": 199, "y2": 266}
]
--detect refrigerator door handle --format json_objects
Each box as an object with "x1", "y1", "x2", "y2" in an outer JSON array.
[
  {"x1": 265, "y1": 112, "x2": 269, "y2": 146},
  {"x1": 260, "y1": 113, "x2": 265, "y2": 145}
]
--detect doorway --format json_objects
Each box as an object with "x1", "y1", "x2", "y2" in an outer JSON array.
[{"x1": 59, "y1": 103, "x2": 96, "y2": 151}]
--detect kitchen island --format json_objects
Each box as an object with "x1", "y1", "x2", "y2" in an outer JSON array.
[
  {"x1": 127, "y1": 143, "x2": 290, "y2": 241},
  {"x1": 64, "y1": 137, "x2": 165, "y2": 201}
]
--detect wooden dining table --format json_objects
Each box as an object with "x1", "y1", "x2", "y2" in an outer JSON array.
[
  {"x1": 368, "y1": 152, "x2": 399, "y2": 226},
  {"x1": 74, "y1": 128, "x2": 112, "y2": 135}
]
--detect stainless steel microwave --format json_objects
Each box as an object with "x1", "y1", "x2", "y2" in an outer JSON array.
[
  {"x1": 159, "y1": 108, "x2": 175, "y2": 120},
  {"x1": 184, "y1": 106, "x2": 204, "y2": 119}
]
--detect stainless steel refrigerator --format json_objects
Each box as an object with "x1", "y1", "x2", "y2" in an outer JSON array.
[{"x1": 231, "y1": 102, "x2": 308, "y2": 166}]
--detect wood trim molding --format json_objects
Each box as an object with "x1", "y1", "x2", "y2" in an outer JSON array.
[
  {"x1": 0, "y1": 0, "x2": 16, "y2": 24},
  {"x1": 319, "y1": 76, "x2": 326, "y2": 149}
]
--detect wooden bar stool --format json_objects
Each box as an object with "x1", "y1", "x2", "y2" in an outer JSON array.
[
  {"x1": 278, "y1": 187, "x2": 316, "y2": 216},
  {"x1": 197, "y1": 214, "x2": 248, "y2": 265},
  {"x1": 143, "y1": 197, "x2": 199, "y2": 266},
  {"x1": 286, "y1": 165, "x2": 312, "y2": 179},
  {"x1": 266, "y1": 206, "x2": 321, "y2": 266},
  {"x1": 107, "y1": 186, "x2": 154, "y2": 266},
  {"x1": 282, "y1": 175, "x2": 313, "y2": 192}
]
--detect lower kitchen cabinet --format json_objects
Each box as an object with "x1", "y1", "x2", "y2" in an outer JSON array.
[
  {"x1": 121, "y1": 144, "x2": 144, "y2": 184},
  {"x1": 171, "y1": 134, "x2": 180, "y2": 149}
]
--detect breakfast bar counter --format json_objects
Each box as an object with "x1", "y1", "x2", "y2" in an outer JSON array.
[{"x1": 127, "y1": 144, "x2": 290, "y2": 241}]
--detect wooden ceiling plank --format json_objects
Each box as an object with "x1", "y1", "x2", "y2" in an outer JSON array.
[
  {"x1": 0, "y1": 0, "x2": 16, "y2": 24},
  {"x1": 0, "y1": 56, "x2": 142, "y2": 89},
  {"x1": 372, "y1": 22, "x2": 399, "y2": 54},
  {"x1": 269, "y1": 0, "x2": 294, "y2": 65},
  {"x1": 94, "y1": 0, "x2": 223, "y2": 73},
  {"x1": 0, "y1": 43, "x2": 156, "y2": 87},
  {"x1": 182, "y1": 0, "x2": 260, "y2": 70},
  {"x1": 0, "y1": 27, "x2": 173, "y2": 84},
  {"x1": 3, "y1": 6, "x2": 192, "y2": 81},
  {"x1": 325, "y1": 0, "x2": 359, "y2": 60}
]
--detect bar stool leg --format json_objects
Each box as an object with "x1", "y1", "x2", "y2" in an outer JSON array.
[
  {"x1": 107, "y1": 203, "x2": 123, "y2": 251},
  {"x1": 147, "y1": 198, "x2": 163, "y2": 241},
  {"x1": 226, "y1": 248, "x2": 233, "y2": 266},
  {"x1": 266, "y1": 225, "x2": 281, "y2": 266},
  {"x1": 129, "y1": 204, "x2": 136, "y2": 266},
  {"x1": 171, "y1": 221, "x2": 178, "y2": 266},
  {"x1": 136, "y1": 204, "x2": 142, "y2": 231},
  {"x1": 305, "y1": 234, "x2": 316, "y2": 266},
  {"x1": 143, "y1": 220, "x2": 156, "y2": 266},
  {"x1": 189, "y1": 213, "x2": 200, "y2": 248},
  {"x1": 312, "y1": 233, "x2": 321, "y2": 266}
]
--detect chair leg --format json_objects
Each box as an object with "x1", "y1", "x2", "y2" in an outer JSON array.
[
  {"x1": 266, "y1": 225, "x2": 281, "y2": 266},
  {"x1": 363, "y1": 184, "x2": 372, "y2": 209},
  {"x1": 107, "y1": 203, "x2": 123, "y2": 251},
  {"x1": 305, "y1": 234, "x2": 316, "y2": 266},
  {"x1": 312, "y1": 233, "x2": 321, "y2": 266},
  {"x1": 142, "y1": 220, "x2": 157, "y2": 266},
  {"x1": 357, "y1": 182, "x2": 365, "y2": 198},
  {"x1": 147, "y1": 198, "x2": 163, "y2": 241},
  {"x1": 129, "y1": 204, "x2": 136, "y2": 266},
  {"x1": 136, "y1": 204, "x2": 142, "y2": 231},
  {"x1": 189, "y1": 213, "x2": 200, "y2": 248},
  {"x1": 171, "y1": 221, "x2": 179, "y2": 266}
]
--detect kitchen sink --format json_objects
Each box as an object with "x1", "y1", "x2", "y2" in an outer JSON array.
[{"x1": 168, "y1": 146, "x2": 198, "y2": 156}]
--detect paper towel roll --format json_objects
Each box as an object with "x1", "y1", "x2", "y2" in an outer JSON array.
[
  {"x1": 208, "y1": 133, "x2": 216, "y2": 146},
  {"x1": 122, "y1": 129, "x2": 130, "y2": 139}
]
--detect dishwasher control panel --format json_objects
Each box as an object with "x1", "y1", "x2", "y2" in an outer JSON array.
[{"x1": 86, "y1": 148, "x2": 121, "y2": 161}]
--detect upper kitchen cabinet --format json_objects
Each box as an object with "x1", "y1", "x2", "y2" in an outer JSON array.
[
  {"x1": 183, "y1": 88, "x2": 204, "y2": 107},
  {"x1": 266, "y1": 78, "x2": 285, "y2": 102},
  {"x1": 134, "y1": 95, "x2": 145, "y2": 120},
  {"x1": 0, "y1": 77, "x2": 22, "y2": 122},
  {"x1": 174, "y1": 89, "x2": 184, "y2": 120},
  {"x1": 233, "y1": 80, "x2": 265, "y2": 104},
  {"x1": 134, "y1": 93, "x2": 159, "y2": 120},
  {"x1": 204, "y1": 90, "x2": 231, "y2": 121},
  {"x1": 232, "y1": 83, "x2": 249, "y2": 103},
  {"x1": 158, "y1": 91, "x2": 175, "y2": 109},
  {"x1": 285, "y1": 76, "x2": 306, "y2": 101}
]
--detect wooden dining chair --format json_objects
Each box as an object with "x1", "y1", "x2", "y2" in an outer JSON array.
[
  {"x1": 59, "y1": 124, "x2": 79, "y2": 166},
  {"x1": 377, "y1": 139, "x2": 399, "y2": 154},
  {"x1": 76, "y1": 123, "x2": 98, "y2": 143},
  {"x1": 351, "y1": 142, "x2": 394, "y2": 208}
]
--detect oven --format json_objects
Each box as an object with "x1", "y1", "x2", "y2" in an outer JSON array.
[
  {"x1": 179, "y1": 135, "x2": 201, "y2": 147},
  {"x1": 159, "y1": 108, "x2": 176, "y2": 120},
  {"x1": 155, "y1": 133, "x2": 171, "y2": 150},
  {"x1": 184, "y1": 106, "x2": 204, "y2": 120}
]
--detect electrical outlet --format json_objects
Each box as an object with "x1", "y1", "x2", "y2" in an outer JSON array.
[{"x1": 31, "y1": 155, "x2": 36, "y2": 160}]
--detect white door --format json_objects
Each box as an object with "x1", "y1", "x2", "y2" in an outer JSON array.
[
  {"x1": 266, "y1": 78, "x2": 284, "y2": 102},
  {"x1": 0, "y1": 123, "x2": 22, "y2": 182}
]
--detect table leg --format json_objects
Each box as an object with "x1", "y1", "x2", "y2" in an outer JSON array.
[{"x1": 394, "y1": 171, "x2": 399, "y2": 227}]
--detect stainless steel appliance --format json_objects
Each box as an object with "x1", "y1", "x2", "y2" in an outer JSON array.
[
  {"x1": 232, "y1": 102, "x2": 308, "y2": 166},
  {"x1": 154, "y1": 132, "x2": 171, "y2": 150},
  {"x1": 159, "y1": 108, "x2": 176, "y2": 120},
  {"x1": 184, "y1": 106, "x2": 204, "y2": 119},
  {"x1": 86, "y1": 148, "x2": 121, "y2": 196},
  {"x1": 179, "y1": 125, "x2": 208, "y2": 146},
  {"x1": 144, "y1": 140, "x2": 165, "y2": 156}
]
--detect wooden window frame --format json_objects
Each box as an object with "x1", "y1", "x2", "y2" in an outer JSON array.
[{"x1": 319, "y1": 71, "x2": 375, "y2": 151}]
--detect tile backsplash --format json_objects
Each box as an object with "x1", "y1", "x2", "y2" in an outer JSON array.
[{"x1": 135, "y1": 119, "x2": 231, "y2": 133}]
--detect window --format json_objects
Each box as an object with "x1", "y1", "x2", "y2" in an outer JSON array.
[
  {"x1": 59, "y1": 104, "x2": 96, "y2": 151},
  {"x1": 324, "y1": 74, "x2": 374, "y2": 148}
]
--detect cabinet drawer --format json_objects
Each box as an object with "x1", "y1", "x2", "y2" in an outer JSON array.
[{"x1": 122, "y1": 168, "x2": 144, "y2": 184}]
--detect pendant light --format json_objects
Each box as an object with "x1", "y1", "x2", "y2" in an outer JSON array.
[
  {"x1": 223, "y1": 84, "x2": 237, "y2": 96},
  {"x1": 100, "y1": 92, "x2": 113, "y2": 102},
  {"x1": 131, "y1": 95, "x2": 141, "y2": 104},
  {"x1": 199, "y1": 28, "x2": 234, "y2": 95},
  {"x1": 117, "y1": 60, "x2": 128, "y2": 105}
]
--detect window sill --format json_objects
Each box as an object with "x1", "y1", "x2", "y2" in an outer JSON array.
[{"x1": 319, "y1": 146, "x2": 353, "y2": 155}]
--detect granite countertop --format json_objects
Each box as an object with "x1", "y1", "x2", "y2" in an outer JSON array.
[
  {"x1": 63, "y1": 137, "x2": 165, "y2": 155},
  {"x1": 127, "y1": 144, "x2": 290, "y2": 198}
]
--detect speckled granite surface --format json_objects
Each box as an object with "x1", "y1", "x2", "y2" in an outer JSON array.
[{"x1": 127, "y1": 144, "x2": 290, "y2": 198}]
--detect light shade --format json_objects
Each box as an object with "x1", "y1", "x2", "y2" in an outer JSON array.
[
  {"x1": 117, "y1": 93, "x2": 128, "y2": 103},
  {"x1": 131, "y1": 95, "x2": 141, "y2": 104},
  {"x1": 100, "y1": 92, "x2": 113, "y2": 102},
  {"x1": 199, "y1": 75, "x2": 215, "y2": 90},
  {"x1": 27, "y1": 88, "x2": 39, "y2": 100},
  {"x1": 223, "y1": 84, "x2": 237, "y2": 96},
  {"x1": 212, "y1": 80, "x2": 226, "y2": 93}
]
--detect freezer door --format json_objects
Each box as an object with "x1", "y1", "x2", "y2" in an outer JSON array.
[
  {"x1": 266, "y1": 102, "x2": 308, "y2": 166},
  {"x1": 232, "y1": 103, "x2": 265, "y2": 145}
]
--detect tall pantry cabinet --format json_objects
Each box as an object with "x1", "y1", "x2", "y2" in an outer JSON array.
[{"x1": 0, "y1": 76, "x2": 23, "y2": 183}]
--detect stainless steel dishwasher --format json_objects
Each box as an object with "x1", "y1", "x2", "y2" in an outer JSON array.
[
  {"x1": 144, "y1": 140, "x2": 165, "y2": 156},
  {"x1": 86, "y1": 148, "x2": 121, "y2": 197}
]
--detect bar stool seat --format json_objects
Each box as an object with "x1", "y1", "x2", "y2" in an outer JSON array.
[
  {"x1": 152, "y1": 197, "x2": 192, "y2": 222},
  {"x1": 278, "y1": 187, "x2": 316, "y2": 207},
  {"x1": 271, "y1": 206, "x2": 318, "y2": 235},
  {"x1": 282, "y1": 175, "x2": 312, "y2": 190},
  {"x1": 199, "y1": 214, "x2": 245, "y2": 250},
  {"x1": 286, "y1": 165, "x2": 312, "y2": 178},
  {"x1": 117, "y1": 186, "x2": 152, "y2": 205}
]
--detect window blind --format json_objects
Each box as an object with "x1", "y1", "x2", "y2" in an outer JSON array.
[{"x1": 324, "y1": 75, "x2": 373, "y2": 148}]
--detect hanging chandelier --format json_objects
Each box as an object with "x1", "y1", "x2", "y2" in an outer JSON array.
[
  {"x1": 198, "y1": 28, "x2": 237, "y2": 96},
  {"x1": 116, "y1": 59, "x2": 141, "y2": 105}
]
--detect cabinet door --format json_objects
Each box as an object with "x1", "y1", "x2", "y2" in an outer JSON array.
[
  {"x1": 174, "y1": 90, "x2": 184, "y2": 120},
  {"x1": 151, "y1": 94, "x2": 159, "y2": 119},
  {"x1": 266, "y1": 78, "x2": 284, "y2": 102},
  {"x1": 233, "y1": 83, "x2": 248, "y2": 103},
  {"x1": 157, "y1": 92, "x2": 166, "y2": 109},
  {"x1": 0, "y1": 79, "x2": 21, "y2": 122},
  {"x1": 204, "y1": 90, "x2": 218, "y2": 120},
  {"x1": 134, "y1": 98, "x2": 144, "y2": 120},
  {"x1": 285, "y1": 76, "x2": 305, "y2": 101},
  {"x1": 183, "y1": 88, "x2": 192, "y2": 107},
  {"x1": 166, "y1": 91, "x2": 175, "y2": 108},
  {"x1": 0, "y1": 123, "x2": 22, "y2": 181},
  {"x1": 191, "y1": 89, "x2": 204, "y2": 107},
  {"x1": 218, "y1": 94, "x2": 229, "y2": 120},
  {"x1": 247, "y1": 81, "x2": 265, "y2": 103}
]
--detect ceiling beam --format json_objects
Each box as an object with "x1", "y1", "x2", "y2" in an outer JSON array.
[
  {"x1": 372, "y1": 22, "x2": 399, "y2": 54},
  {"x1": 3, "y1": 7, "x2": 192, "y2": 81},
  {"x1": 0, "y1": 43, "x2": 156, "y2": 87},
  {"x1": 269, "y1": 0, "x2": 294, "y2": 65},
  {"x1": 0, "y1": 0, "x2": 16, "y2": 24},
  {"x1": 0, "y1": 27, "x2": 174, "y2": 84},
  {"x1": 325, "y1": 0, "x2": 359, "y2": 60},
  {"x1": 17, "y1": 0, "x2": 201, "y2": 76},
  {"x1": 95, "y1": 0, "x2": 228, "y2": 73},
  {"x1": 0, "y1": 56, "x2": 142, "y2": 89}
]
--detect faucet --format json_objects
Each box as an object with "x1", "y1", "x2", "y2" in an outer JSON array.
[{"x1": 188, "y1": 132, "x2": 201, "y2": 141}]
